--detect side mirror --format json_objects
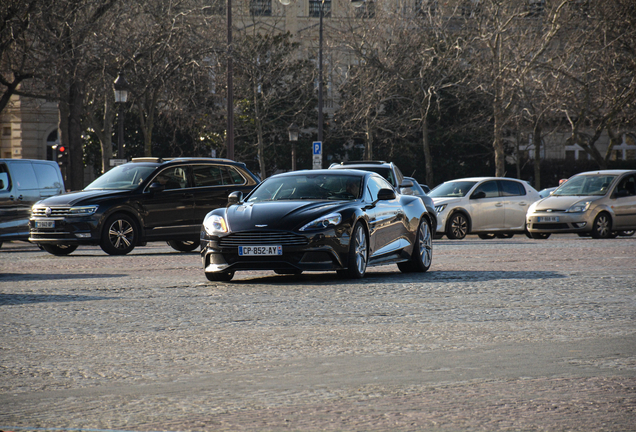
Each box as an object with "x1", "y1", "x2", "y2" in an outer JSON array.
[
  {"x1": 148, "y1": 182, "x2": 165, "y2": 193},
  {"x1": 400, "y1": 179, "x2": 414, "y2": 188},
  {"x1": 228, "y1": 190, "x2": 243, "y2": 205},
  {"x1": 471, "y1": 191, "x2": 486, "y2": 199},
  {"x1": 377, "y1": 188, "x2": 396, "y2": 201}
]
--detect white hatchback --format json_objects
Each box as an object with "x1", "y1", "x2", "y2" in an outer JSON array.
[{"x1": 429, "y1": 177, "x2": 541, "y2": 239}]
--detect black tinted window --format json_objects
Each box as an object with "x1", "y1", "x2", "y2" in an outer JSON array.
[
  {"x1": 192, "y1": 165, "x2": 246, "y2": 187},
  {"x1": 472, "y1": 181, "x2": 499, "y2": 198},
  {"x1": 500, "y1": 180, "x2": 526, "y2": 196}
]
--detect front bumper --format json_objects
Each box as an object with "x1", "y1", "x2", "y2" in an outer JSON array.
[
  {"x1": 29, "y1": 216, "x2": 101, "y2": 244},
  {"x1": 200, "y1": 229, "x2": 350, "y2": 274},
  {"x1": 526, "y1": 212, "x2": 591, "y2": 234}
]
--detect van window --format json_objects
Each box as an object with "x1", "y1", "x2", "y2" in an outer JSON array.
[
  {"x1": 33, "y1": 163, "x2": 62, "y2": 190},
  {"x1": 11, "y1": 162, "x2": 38, "y2": 190},
  {"x1": 0, "y1": 163, "x2": 10, "y2": 191}
]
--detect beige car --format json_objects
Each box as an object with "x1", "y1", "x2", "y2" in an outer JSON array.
[{"x1": 526, "y1": 169, "x2": 636, "y2": 239}]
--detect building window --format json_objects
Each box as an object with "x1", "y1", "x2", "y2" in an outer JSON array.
[
  {"x1": 250, "y1": 0, "x2": 272, "y2": 16},
  {"x1": 526, "y1": 0, "x2": 546, "y2": 17},
  {"x1": 309, "y1": 0, "x2": 331, "y2": 18},
  {"x1": 416, "y1": 0, "x2": 437, "y2": 17},
  {"x1": 355, "y1": 0, "x2": 375, "y2": 18},
  {"x1": 2, "y1": 126, "x2": 11, "y2": 136}
]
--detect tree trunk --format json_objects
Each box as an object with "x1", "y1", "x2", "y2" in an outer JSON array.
[
  {"x1": 58, "y1": 98, "x2": 70, "y2": 190},
  {"x1": 68, "y1": 79, "x2": 85, "y2": 191},
  {"x1": 533, "y1": 122, "x2": 542, "y2": 190},
  {"x1": 257, "y1": 122, "x2": 266, "y2": 179},
  {"x1": 422, "y1": 115, "x2": 433, "y2": 187},
  {"x1": 364, "y1": 117, "x2": 373, "y2": 160}
]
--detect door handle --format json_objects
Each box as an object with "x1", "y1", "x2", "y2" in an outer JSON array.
[{"x1": 183, "y1": 193, "x2": 194, "y2": 198}]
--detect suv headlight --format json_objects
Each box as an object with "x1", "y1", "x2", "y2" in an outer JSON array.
[
  {"x1": 565, "y1": 201, "x2": 591, "y2": 213},
  {"x1": 68, "y1": 205, "x2": 99, "y2": 216},
  {"x1": 300, "y1": 212, "x2": 342, "y2": 231},
  {"x1": 203, "y1": 214, "x2": 228, "y2": 235},
  {"x1": 435, "y1": 204, "x2": 447, "y2": 213}
]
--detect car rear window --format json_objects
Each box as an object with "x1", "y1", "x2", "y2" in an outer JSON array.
[{"x1": 500, "y1": 180, "x2": 526, "y2": 196}]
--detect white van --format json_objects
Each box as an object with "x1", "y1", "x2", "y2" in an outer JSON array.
[{"x1": 0, "y1": 159, "x2": 65, "y2": 247}]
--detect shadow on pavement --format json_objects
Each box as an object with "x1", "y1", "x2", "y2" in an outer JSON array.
[{"x1": 0, "y1": 293, "x2": 118, "y2": 306}]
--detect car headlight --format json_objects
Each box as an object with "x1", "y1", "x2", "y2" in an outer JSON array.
[
  {"x1": 68, "y1": 205, "x2": 99, "y2": 216},
  {"x1": 434, "y1": 204, "x2": 447, "y2": 213},
  {"x1": 299, "y1": 212, "x2": 342, "y2": 231},
  {"x1": 565, "y1": 201, "x2": 591, "y2": 213},
  {"x1": 203, "y1": 214, "x2": 228, "y2": 235}
]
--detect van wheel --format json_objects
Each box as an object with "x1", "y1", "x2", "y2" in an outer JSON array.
[
  {"x1": 41, "y1": 244, "x2": 78, "y2": 256},
  {"x1": 167, "y1": 240, "x2": 200, "y2": 252},
  {"x1": 101, "y1": 213, "x2": 137, "y2": 255}
]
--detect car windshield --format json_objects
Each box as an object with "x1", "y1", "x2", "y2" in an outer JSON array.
[
  {"x1": 247, "y1": 174, "x2": 363, "y2": 202},
  {"x1": 85, "y1": 164, "x2": 157, "y2": 190},
  {"x1": 552, "y1": 174, "x2": 618, "y2": 196},
  {"x1": 429, "y1": 181, "x2": 477, "y2": 198}
]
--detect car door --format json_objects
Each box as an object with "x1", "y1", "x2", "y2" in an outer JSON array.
[
  {"x1": 611, "y1": 173, "x2": 636, "y2": 229},
  {"x1": 468, "y1": 180, "x2": 504, "y2": 231},
  {"x1": 142, "y1": 166, "x2": 196, "y2": 239},
  {"x1": 366, "y1": 176, "x2": 403, "y2": 256},
  {"x1": 190, "y1": 164, "x2": 256, "y2": 225},
  {"x1": 0, "y1": 162, "x2": 19, "y2": 239},
  {"x1": 499, "y1": 180, "x2": 531, "y2": 230}
]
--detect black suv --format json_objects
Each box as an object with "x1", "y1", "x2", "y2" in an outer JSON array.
[{"x1": 29, "y1": 157, "x2": 260, "y2": 255}]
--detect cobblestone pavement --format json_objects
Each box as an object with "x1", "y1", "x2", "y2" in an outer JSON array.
[{"x1": 1, "y1": 235, "x2": 635, "y2": 431}]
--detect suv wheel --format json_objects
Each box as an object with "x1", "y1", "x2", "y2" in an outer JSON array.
[
  {"x1": 101, "y1": 213, "x2": 137, "y2": 255},
  {"x1": 167, "y1": 240, "x2": 200, "y2": 252},
  {"x1": 41, "y1": 243, "x2": 78, "y2": 256}
]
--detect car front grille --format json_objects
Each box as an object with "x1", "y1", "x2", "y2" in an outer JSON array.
[
  {"x1": 532, "y1": 223, "x2": 569, "y2": 230},
  {"x1": 219, "y1": 231, "x2": 309, "y2": 247},
  {"x1": 31, "y1": 206, "x2": 71, "y2": 217},
  {"x1": 534, "y1": 209, "x2": 566, "y2": 213}
]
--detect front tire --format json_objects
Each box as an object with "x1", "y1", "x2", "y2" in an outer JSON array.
[
  {"x1": 100, "y1": 213, "x2": 137, "y2": 255},
  {"x1": 399, "y1": 218, "x2": 432, "y2": 273},
  {"x1": 591, "y1": 212, "x2": 612, "y2": 239},
  {"x1": 344, "y1": 222, "x2": 368, "y2": 279},
  {"x1": 530, "y1": 232, "x2": 551, "y2": 239},
  {"x1": 41, "y1": 243, "x2": 78, "y2": 256},
  {"x1": 167, "y1": 240, "x2": 200, "y2": 252},
  {"x1": 205, "y1": 271, "x2": 234, "y2": 281},
  {"x1": 447, "y1": 213, "x2": 468, "y2": 240}
]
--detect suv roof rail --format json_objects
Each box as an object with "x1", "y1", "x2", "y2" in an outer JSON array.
[
  {"x1": 131, "y1": 157, "x2": 174, "y2": 163},
  {"x1": 337, "y1": 160, "x2": 387, "y2": 165}
]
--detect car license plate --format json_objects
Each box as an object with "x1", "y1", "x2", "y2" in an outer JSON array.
[
  {"x1": 35, "y1": 220, "x2": 55, "y2": 228},
  {"x1": 538, "y1": 216, "x2": 559, "y2": 222},
  {"x1": 239, "y1": 245, "x2": 282, "y2": 256}
]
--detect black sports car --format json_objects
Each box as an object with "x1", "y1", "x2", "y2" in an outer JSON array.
[{"x1": 200, "y1": 169, "x2": 434, "y2": 281}]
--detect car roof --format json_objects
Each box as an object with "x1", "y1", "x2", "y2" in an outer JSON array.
[
  {"x1": 269, "y1": 169, "x2": 371, "y2": 178},
  {"x1": 573, "y1": 170, "x2": 636, "y2": 176},
  {"x1": 329, "y1": 161, "x2": 392, "y2": 168},
  {"x1": 442, "y1": 176, "x2": 524, "y2": 182}
]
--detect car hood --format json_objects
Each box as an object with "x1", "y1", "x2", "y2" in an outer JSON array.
[
  {"x1": 430, "y1": 197, "x2": 462, "y2": 206},
  {"x1": 534, "y1": 195, "x2": 601, "y2": 210},
  {"x1": 226, "y1": 200, "x2": 347, "y2": 232},
  {"x1": 35, "y1": 189, "x2": 131, "y2": 206}
]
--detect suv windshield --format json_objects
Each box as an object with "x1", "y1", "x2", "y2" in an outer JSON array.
[
  {"x1": 247, "y1": 174, "x2": 363, "y2": 202},
  {"x1": 553, "y1": 174, "x2": 617, "y2": 197},
  {"x1": 429, "y1": 181, "x2": 477, "y2": 198},
  {"x1": 85, "y1": 164, "x2": 157, "y2": 190}
]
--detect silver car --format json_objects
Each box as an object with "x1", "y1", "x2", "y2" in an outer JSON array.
[
  {"x1": 526, "y1": 170, "x2": 636, "y2": 239},
  {"x1": 429, "y1": 177, "x2": 541, "y2": 239}
]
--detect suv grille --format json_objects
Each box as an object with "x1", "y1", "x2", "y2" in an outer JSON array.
[
  {"x1": 32, "y1": 207, "x2": 71, "y2": 217},
  {"x1": 219, "y1": 231, "x2": 309, "y2": 247}
]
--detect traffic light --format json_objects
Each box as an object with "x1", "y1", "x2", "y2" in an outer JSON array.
[{"x1": 52, "y1": 144, "x2": 68, "y2": 166}]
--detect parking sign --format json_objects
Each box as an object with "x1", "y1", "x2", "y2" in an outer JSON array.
[{"x1": 313, "y1": 141, "x2": 322, "y2": 155}]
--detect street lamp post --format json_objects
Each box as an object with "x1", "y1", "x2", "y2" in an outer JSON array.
[
  {"x1": 113, "y1": 72, "x2": 130, "y2": 160},
  {"x1": 288, "y1": 122, "x2": 300, "y2": 170},
  {"x1": 279, "y1": 1, "x2": 366, "y2": 146},
  {"x1": 227, "y1": 0, "x2": 234, "y2": 160}
]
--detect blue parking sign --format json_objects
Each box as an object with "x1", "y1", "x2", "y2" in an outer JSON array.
[{"x1": 313, "y1": 141, "x2": 322, "y2": 155}]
